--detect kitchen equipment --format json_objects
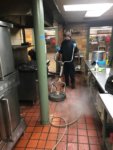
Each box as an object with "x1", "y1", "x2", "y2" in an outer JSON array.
[
  {"x1": 92, "y1": 50, "x2": 105, "y2": 63},
  {"x1": 0, "y1": 21, "x2": 26, "y2": 150},
  {"x1": 97, "y1": 60, "x2": 106, "y2": 67},
  {"x1": 0, "y1": 21, "x2": 15, "y2": 79},
  {"x1": 49, "y1": 44, "x2": 76, "y2": 102},
  {"x1": 0, "y1": 71, "x2": 26, "y2": 150}
]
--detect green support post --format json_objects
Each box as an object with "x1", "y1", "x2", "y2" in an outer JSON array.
[{"x1": 32, "y1": 0, "x2": 49, "y2": 124}]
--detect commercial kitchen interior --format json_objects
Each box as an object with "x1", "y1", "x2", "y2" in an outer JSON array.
[{"x1": 0, "y1": 0, "x2": 113, "y2": 150}]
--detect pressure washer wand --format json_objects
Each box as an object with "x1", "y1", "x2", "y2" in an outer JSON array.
[{"x1": 59, "y1": 62, "x2": 64, "y2": 77}]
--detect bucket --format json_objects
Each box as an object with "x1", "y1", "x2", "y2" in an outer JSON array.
[{"x1": 92, "y1": 51, "x2": 105, "y2": 62}]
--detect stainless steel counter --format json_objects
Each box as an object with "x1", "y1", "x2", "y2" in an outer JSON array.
[
  {"x1": 99, "y1": 94, "x2": 113, "y2": 150},
  {"x1": 85, "y1": 60, "x2": 113, "y2": 149},
  {"x1": 100, "y1": 94, "x2": 113, "y2": 119},
  {"x1": 85, "y1": 60, "x2": 113, "y2": 93}
]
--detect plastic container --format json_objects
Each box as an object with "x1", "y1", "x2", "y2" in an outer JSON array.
[
  {"x1": 97, "y1": 60, "x2": 106, "y2": 67},
  {"x1": 92, "y1": 51, "x2": 105, "y2": 62}
]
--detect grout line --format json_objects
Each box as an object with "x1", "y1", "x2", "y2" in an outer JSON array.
[{"x1": 85, "y1": 115, "x2": 91, "y2": 150}]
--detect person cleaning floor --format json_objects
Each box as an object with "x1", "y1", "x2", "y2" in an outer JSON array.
[{"x1": 58, "y1": 31, "x2": 79, "y2": 89}]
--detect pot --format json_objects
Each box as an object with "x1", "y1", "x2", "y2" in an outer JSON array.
[{"x1": 92, "y1": 50, "x2": 105, "y2": 62}]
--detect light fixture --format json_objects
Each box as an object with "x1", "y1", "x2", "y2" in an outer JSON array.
[
  {"x1": 85, "y1": 10, "x2": 107, "y2": 17},
  {"x1": 63, "y1": 3, "x2": 113, "y2": 17}
]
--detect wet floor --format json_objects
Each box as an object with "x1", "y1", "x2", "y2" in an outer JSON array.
[{"x1": 14, "y1": 71, "x2": 103, "y2": 150}]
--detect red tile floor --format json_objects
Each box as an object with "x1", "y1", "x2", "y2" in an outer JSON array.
[{"x1": 14, "y1": 72, "x2": 104, "y2": 150}]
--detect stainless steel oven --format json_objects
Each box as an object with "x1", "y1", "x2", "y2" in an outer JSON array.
[
  {"x1": 0, "y1": 71, "x2": 26, "y2": 150},
  {"x1": 0, "y1": 21, "x2": 26, "y2": 150}
]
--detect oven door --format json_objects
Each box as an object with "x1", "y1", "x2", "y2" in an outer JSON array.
[
  {"x1": 0, "y1": 97, "x2": 7, "y2": 149},
  {"x1": 0, "y1": 87, "x2": 20, "y2": 142}
]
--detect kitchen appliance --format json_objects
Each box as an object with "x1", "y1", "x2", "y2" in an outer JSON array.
[
  {"x1": 0, "y1": 21, "x2": 15, "y2": 79},
  {"x1": 0, "y1": 71, "x2": 26, "y2": 150},
  {"x1": 0, "y1": 21, "x2": 26, "y2": 150},
  {"x1": 92, "y1": 50, "x2": 105, "y2": 63}
]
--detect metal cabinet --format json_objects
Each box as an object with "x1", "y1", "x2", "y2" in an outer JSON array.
[
  {"x1": 99, "y1": 94, "x2": 113, "y2": 150},
  {"x1": 85, "y1": 60, "x2": 113, "y2": 150},
  {"x1": 95, "y1": 92, "x2": 104, "y2": 122},
  {"x1": 74, "y1": 55, "x2": 84, "y2": 72}
]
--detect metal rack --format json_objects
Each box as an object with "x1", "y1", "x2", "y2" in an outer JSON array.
[{"x1": 74, "y1": 54, "x2": 84, "y2": 72}]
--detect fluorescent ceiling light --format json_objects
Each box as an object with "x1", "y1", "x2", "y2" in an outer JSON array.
[
  {"x1": 64, "y1": 3, "x2": 113, "y2": 11},
  {"x1": 85, "y1": 10, "x2": 107, "y2": 17},
  {"x1": 63, "y1": 3, "x2": 113, "y2": 17}
]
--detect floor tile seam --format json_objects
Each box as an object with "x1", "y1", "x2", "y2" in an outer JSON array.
[
  {"x1": 28, "y1": 139, "x2": 39, "y2": 149},
  {"x1": 88, "y1": 142, "x2": 101, "y2": 145},
  {"x1": 42, "y1": 124, "x2": 59, "y2": 149},
  {"x1": 89, "y1": 143, "x2": 102, "y2": 146},
  {"x1": 23, "y1": 137, "x2": 37, "y2": 149},
  {"x1": 84, "y1": 115, "x2": 90, "y2": 150},
  {"x1": 25, "y1": 126, "x2": 35, "y2": 133},
  {"x1": 53, "y1": 132, "x2": 67, "y2": 150},
  {"x1": 65, "y1": 127, "x2": 70, "y2": 150},
  {"x1": 42, "y1": 129, "x2": 52, "y2": 149},
  {"x1": 76, "y1": 123, "x2": 79, "y2": 150},
  {"x1": 29, "y1": 130, "x2": 38, "y2": 141},
  {"x1": 93, "y1": 117, "x2": 103, "y2": 139},
  {"x1": 37, "y1": 138, "x2": 55, "y2": 149},
  {"x1": 89, "y1": 120, "x2": 101, "y2": 140},
  {"x1": 36, "y1": 139, "x2": 47, "y2": 149}
]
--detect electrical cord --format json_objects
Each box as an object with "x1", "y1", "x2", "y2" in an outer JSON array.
[{"x1": 49, "y1": 111, "x2": 82, "y2": 150}]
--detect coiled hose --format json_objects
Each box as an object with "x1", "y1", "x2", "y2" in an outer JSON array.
[{"x1": 49, "y1": 111, "x2": 82, "y2": 150}]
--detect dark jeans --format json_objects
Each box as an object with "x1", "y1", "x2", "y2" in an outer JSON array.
[{"x1": 63, "y1": 62, "x2": 75, "y2": 86}]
